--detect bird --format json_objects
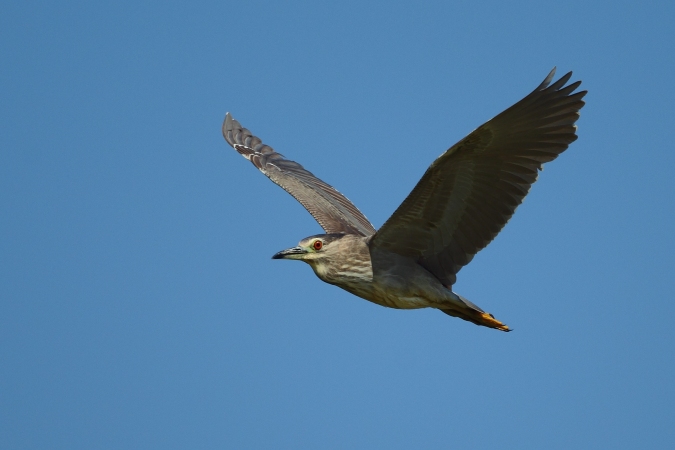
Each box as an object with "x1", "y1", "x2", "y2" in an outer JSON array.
[{"x1": 222, "y1": 68, "x2": 586, "y2": 331}]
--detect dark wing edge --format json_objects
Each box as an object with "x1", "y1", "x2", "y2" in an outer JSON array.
[
  {"x1": 222, "y1": 113, "x2": 376, "y2": 236},
  {"x1": 370, "y1": 68, "x2": 587, "y2": 286}
]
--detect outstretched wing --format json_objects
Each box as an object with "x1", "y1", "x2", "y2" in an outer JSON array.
[
  {"x1": 370, "y1": 68, "x2": 587, "y2": 286},
  {"x1": 222, "y1": 113, "x2": 376, "y2": 236}
]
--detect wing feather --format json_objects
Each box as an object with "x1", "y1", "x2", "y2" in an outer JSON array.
[
  {"x1": 222, "y1": 114, "x2": 376, "y2": 236},
  {"x1": 371, "y1": 68, "x2": 586, "y2": 286}
]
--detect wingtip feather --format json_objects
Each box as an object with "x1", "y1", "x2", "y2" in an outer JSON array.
[{"x1": 536, "y1": 67, "x2": 557, "y2": 91}]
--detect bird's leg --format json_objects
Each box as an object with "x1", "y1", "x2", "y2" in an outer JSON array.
[
  {"x1": 441, "y1": 289, "x2": 511, "y2": 331},
  {"x1": 475, "y1": 312, "x2": 510, "y2": 332},
  {"x1": 440, "y1": 307, "x2": 511, "y2": 331}
]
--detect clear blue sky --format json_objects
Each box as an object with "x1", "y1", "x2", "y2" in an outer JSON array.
[{"x1": 2, "y1": 1, "x2": 674, "y2": 448}]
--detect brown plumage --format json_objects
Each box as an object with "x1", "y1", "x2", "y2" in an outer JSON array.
[{"x1": 223, "y1": 68, "x2": 586, "y2": 331}]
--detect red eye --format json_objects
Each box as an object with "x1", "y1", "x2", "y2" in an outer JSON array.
[{"x1": 313, "y1": 240, "x2": 323, "y2": 251}]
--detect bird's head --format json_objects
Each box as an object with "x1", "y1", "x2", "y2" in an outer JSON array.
[{"x1": 271, "y1": 234, "x2": 345, "y2": 264}]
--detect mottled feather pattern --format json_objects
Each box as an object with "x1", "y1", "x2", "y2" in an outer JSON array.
[
  {"x1": 222, "y1": 113, "x2": 377, "y2": 236},
  {"x1": 222, "y1": 69, "x2": 584, "y2": 331}
]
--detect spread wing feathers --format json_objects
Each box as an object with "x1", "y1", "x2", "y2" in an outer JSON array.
[
  {"x1": 370, "y1": 68, "x2": 587, "y2": 286},
  {"x1": 222, "y1": 113, "x2": 376, "y2": 236}
]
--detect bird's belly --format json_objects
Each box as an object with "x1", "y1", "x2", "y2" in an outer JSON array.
[
  {"x1": 373, "y1": 293, "x2": 431, "y2": 309},
  {"x1": 370, "y1": 286, "x2": 432, "y2": 309},
  {"x1": 314, "y1": 249, "x2": 450, "y2": 310},
  {"x1": 359, "y1": 250, "x2": 455, "y2": 310},
  {"x1": 339, "y1": 282, "x2": 432, "y2": 310}
]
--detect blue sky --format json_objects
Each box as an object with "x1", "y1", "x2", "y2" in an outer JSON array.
[{"x1": 2, "y1": 0, "x2": 674, "y2": 448}]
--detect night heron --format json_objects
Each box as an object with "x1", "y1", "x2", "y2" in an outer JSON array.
[{"x1": 222, "y1": 68, "x2": 586, "y2": 331}]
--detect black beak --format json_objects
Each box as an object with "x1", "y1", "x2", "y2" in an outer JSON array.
[{"x1": 271, "y1": 246, "x2": 307, "y2": 259}]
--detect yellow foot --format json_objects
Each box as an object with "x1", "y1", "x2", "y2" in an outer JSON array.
[{"x1": 478, "y1": 312, "x2": 511, "y2": 332}]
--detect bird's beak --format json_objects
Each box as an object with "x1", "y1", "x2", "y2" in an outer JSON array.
[{"x1": 272, "y1": 246, "x2": 307, "y2": 260}]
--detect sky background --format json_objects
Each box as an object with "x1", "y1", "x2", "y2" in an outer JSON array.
[{"x1": 2, "y1": 0, "x2": 674, "y2": 448}]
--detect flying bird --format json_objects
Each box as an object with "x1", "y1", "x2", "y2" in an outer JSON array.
[{"x1": 222, "y1": 68, "x2": 586, "y2": 331}]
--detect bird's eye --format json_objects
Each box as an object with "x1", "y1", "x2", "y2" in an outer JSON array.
[{"x1": 313, "y1": 240, "x2": 323, "y2": 251}]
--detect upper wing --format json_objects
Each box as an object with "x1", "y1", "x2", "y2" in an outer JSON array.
[
  {"x1": 370, "y1": 68, "x2": 587, "y2": 286},
  {"x1": 222, "y1": 113, "x2": 376, "y2": 236}
]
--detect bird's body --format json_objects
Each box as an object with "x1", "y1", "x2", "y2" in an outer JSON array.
[
  {"x1": 274, "y1": 233, "x2": 506, "y2": 329},
  {"x1": 302, "y1": 234, "x2": 442, "y2": 310},
  {"x1": 223, "y1": 68, "x2": 586, "y2": 331}
]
